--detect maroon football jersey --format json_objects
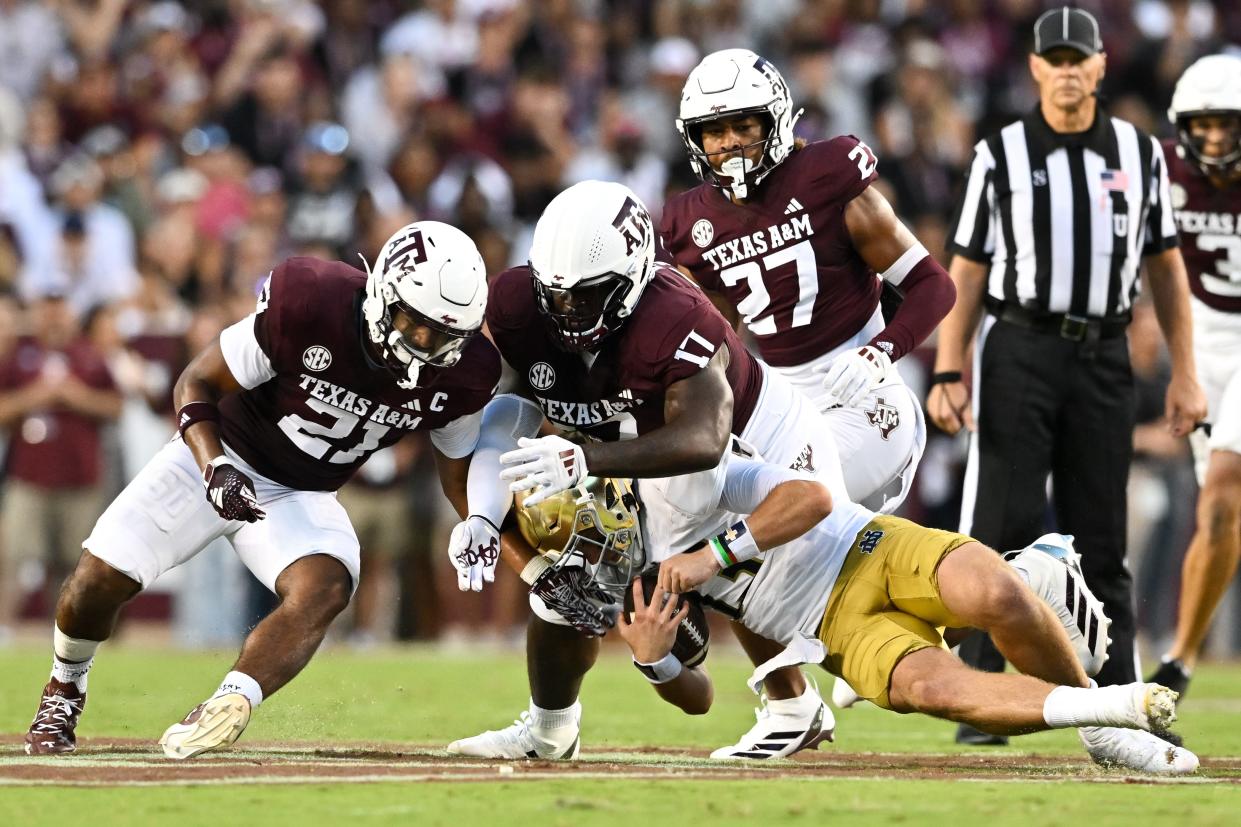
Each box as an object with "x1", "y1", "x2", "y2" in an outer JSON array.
[
  {"x1": 219, "y1": 258, "x2": 499, "y2": 491},
  {"x1": 659, "y1": 137, "x2": 882, "y2": 367},
  {"x1": 1164, "y1": 138, "x2": 1241, "y2": 314},
  {"x1": 486, "y1": 265, "x2": 762, "y2": 441}
]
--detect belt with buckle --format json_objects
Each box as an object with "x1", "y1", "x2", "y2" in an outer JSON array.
[{"x1": 985, "y1": 299, "x2": 1129, "y2": 342}]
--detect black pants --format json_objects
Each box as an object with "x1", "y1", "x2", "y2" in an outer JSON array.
[{"x1": 960, "y1": 318, "x2": 1136, "y2": 686}]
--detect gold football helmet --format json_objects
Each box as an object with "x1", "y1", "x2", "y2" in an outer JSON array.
[{"x1": 516, "y1": 476, "x2": 644, "y2": 600}]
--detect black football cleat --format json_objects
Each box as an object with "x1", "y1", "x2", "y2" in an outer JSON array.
[
  {"x1": 955, "y1": 723, "x2": 1008, "y2": 746},
  {"x1": 1147, "y1": 657, "x2": 1191, "y2": 701}
]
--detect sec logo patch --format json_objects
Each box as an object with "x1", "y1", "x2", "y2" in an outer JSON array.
[
  {"x1": 691, "y1": 218, "x2": 714, "y2": 248},
  {"x1": 302, "y1": 346, "x2": 332, "y2": 371},
  {"x1": 529, "y1": 361, "x2": 556, "y2": 390}
]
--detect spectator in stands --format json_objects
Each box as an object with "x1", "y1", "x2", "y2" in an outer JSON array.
[
  {"x1": 0, "y1": 292, "x2": 122, "y2": 636},
  {"x1": 20, "y1": 155, "x2": 139, "y2": 317},
  {"x1": 285, "y1": 121, "x2": 364, "y2": 259}
]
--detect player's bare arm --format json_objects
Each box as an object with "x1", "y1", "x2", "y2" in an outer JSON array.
[
  {"x1": 616, "y1": 580, "x2": 714, "y2": 715},
  {"x1": 1141, "y1": 248, "x2": 1207, "y2": 436},
  {"x1": 927, "y1": 256, "x2": 990, "y2": 435},
  {"x1": 658, "y1": 476, "x2": 832, "y2": 594},
  {"x1": 433, "y1": 447, "x2": 471, "y2": 519},
  {"x1": 582, "y1": 350, "x2": 733, "y2": 479},
  {"x1": 172, "y1": 340, "x2": 245, "y2": 471},
  {"x1": 843, "y1": 186, "x2": 957, "y2": 360}
]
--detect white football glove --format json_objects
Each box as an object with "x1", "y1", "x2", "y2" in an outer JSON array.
[
  {"x1": 447, "y1": 515, "x2": 501, "y2": 592},
  {"x1": 819, "y1": 345, "x2": 892, "y2": 408},
  {"x1": 499, "y1": 435, "x2": 588, "y2": 507}
]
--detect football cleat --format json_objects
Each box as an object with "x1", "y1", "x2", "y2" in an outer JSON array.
[
  {"x1": 25, "y1": 679, "x2": 86, "y2": 755},
  {"x1": 711, "y1": 681, "x2": 835, "y2": 760},
  {"x1": 830, "y1": 676, "x2": 862, "y2": 710},
  {"x1": 1079, "y1": 726, "x2": 1199, "y2": 774},
  {"x1": 955, "y1": 723, "x2": 1009, "y2": 746},
  {"x1": 1085, "y1": 682, "x2": 1179, "y2": 733},
  {"x1": 1147, "y1": 657, "x2": 1192, "y2": 700},
  {"x1": 447, "y1": 711, "x2": 581, "y2": 760},
  {"x1": 159, "y1": 693, "x2": 251, "y2": 760},
  {"x1": 1005, "y1": 534, "x2": 1111, "y2": 677}
]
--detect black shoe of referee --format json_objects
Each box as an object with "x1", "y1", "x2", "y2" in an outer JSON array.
[
  {"x1": 1147, "y1": 657, "x2": 1192, "y2": 701},
  {"x1": 955, "y1": 723, "x2": 1008, "y2": 746}
]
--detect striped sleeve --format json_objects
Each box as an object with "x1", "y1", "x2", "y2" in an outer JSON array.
[
  {"x1": 948, "y1": 140, "x2": 997, "y2": 262},
  {"x1": 1143, "y1": 136, "x2": 1179, "y2": 254}
]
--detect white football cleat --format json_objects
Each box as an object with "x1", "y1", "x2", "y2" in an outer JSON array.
[
  {"x1": 1005, "y1": 533, "x2": 1111, "y2": 676},
  {"x1": 159, "y1": 693, "x2": 251, "y2": 760},
  {"x1": 447, "y1": 711, "x2": 580, "y2": 760},
  {"x1": 830, "y1": 677, "x2": 862, "y2": 709},
  {"x1": 711, "y1": 681, "x2": 835, "y2": 760},
  {"x1": 1079, "y1": 726, "x2": 1199, "y2": 774},
  {"x1": 1134, "y1": 683, "x2": 1179, "y2": 733}
]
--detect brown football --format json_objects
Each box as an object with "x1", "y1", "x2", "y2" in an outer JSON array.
[{"x1": 622, "y1": 571, "x2": 710, "y2": 667}]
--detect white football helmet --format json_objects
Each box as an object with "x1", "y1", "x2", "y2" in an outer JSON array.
[
  {"x1": 528, "y1": 180, "x2": 655, "y2": 351},
  {"x1": 1169, "y1": 54, "x2": 1241, "y2": 175},
  {"x1": 361, "y1": 220, "x2": 487, "y2": 388},
  {"x1": 677, "y1": 49, "x2": 802, "y2": 200}
]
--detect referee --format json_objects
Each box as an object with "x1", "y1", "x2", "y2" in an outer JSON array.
[{"x1": 928, "y1": 6, "x2": 1206, "y2": 745}]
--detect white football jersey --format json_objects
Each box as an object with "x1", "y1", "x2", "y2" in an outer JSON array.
[
  {"x1": 697, "y1": 497, "x2": 873, "y2": 643},
  {"x1": 639, "y1": 451, "x2": 875, "y2": 646}
]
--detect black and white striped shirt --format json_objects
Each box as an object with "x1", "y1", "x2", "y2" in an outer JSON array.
[{"x1": 950, "y1": 107, "x2": 1179, "y2": 319}]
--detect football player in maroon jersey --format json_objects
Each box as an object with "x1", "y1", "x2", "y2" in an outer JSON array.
[
  {"x1": 658, "y1": 49, "x2": 957, "y2": 751},
  {"x1": 446, "y1": 180, "x2": 851, "y2": 760},
  {"x1": 24, "y1": 222, "x2": 499, "y2": 758},
  {"x1": 1148, "y1": 56, "x2": 1241, "y2": 698}
]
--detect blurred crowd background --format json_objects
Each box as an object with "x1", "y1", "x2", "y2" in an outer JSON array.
[{"x1": 0, "y1": 0, "x2": 1238, "y2": 657}]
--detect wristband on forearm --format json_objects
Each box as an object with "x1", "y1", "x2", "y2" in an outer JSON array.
[
  {"x1": 929, "y1": 371, "x2": 962, "y2": 387},
  {"x1": 520, "y1": 554, "x2": 552, "y2": 585},
  {"x1": 707, "y1": 519, "x2": 761, "y2": 569},
  {"x1": 633, "y1": 652, "x2": 683, "y2": 684},
  {"x1": 178, "y1": 401, "x2": 221, "y2": 439}
]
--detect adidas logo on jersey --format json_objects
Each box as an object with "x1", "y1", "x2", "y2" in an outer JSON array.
[{"x1": 784, "y1": 198, "x2": 804, "y2": 215}]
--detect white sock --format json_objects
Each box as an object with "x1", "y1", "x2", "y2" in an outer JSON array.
[
  {"x1": 528, "y1": 699, "x2": 580, "y2": 730},
  {"x1": 1043, "y1": 680, "x2": 1138, "y2": 728},
  {"x1": 50, "y1": 656, "x2": 94, "y2": 692},
  {"x1": 766, "y1": 682, "x2": 820, "y2": 714},
  {"x1": 215, "y1": 671, "x2": 263, "y2": 709},
  {"x1": 51, "y1": 626, "x2": 101, "y2": 691}
]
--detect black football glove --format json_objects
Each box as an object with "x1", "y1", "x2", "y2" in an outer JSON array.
[
  {"x1": 203, "y1": 459, "x2": 266, "y2": 523},
  {"x1": 530, "y1": 563, "x2": 617, "y2": 638}
]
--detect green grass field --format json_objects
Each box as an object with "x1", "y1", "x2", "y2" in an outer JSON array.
[{"x1": 2, "y1": 643, "x2": 1240, "y2": 825}]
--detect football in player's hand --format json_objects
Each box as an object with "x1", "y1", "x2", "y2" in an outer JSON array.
[{"x1": 623, "y1": 571, "x2": 710, "y2": 667}]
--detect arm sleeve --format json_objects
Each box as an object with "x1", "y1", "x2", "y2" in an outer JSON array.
[
  {"x1": 948, "y1": 141, "x2": 997, "y2": 262},
  {"x1": 429, "y1": 409, "x2": 485, "y2": 459},
  {"x1": 1143, "y1": 137, "x2": 1180, "y2": 255},
  {"x1": 465, "y1": 393, "x2": 545, "y2": 525},
  {"x1": 719, "y1": 457, "x2": 806, "y2": 515},
  {"x1": 219, "y1": 314, "x2": 277, "y2": 390},
  {"x1": 869, "y1": 249, "x2": 957, "y2": 360}
]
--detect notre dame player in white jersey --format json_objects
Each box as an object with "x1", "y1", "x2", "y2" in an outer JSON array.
[{"x1": 518, "y1": 460, "x2": 1196, "y2": 774}]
